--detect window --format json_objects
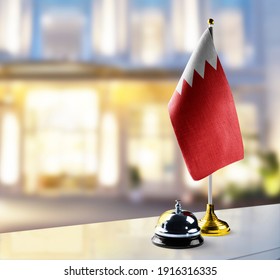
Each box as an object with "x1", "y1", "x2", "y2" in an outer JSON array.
[
  {"x1": 0, "y1": 110, "x2": 20, "y2": 186},
  {"x1": 127, "y1": 104, "x2": 175, "y2": 193},
  {"x1": 24, "y1": 89, "x2": 99, "y2": 193}
]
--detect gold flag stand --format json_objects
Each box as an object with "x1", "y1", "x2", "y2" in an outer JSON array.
[
  {"x1": 198, "y1": 174, "x2": 230, "y2": 236},
  {"x1": 198, "y1": 204, "x2": 230, "y2": 236}
]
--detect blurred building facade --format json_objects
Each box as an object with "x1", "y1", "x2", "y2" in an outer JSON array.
[{"x1": 0, "y1": 0, "x2": 279, "y2": 205}]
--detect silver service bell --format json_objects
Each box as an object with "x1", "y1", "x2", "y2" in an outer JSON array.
[{"x1": 152, "y1": 200, "x2": 204, "y2": 249}]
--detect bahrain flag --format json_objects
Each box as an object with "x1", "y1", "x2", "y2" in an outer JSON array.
[{"x1": 168, "y1": 27, "x2": 244, "y2": 180}]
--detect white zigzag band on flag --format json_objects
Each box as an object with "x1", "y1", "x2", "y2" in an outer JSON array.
[{"x1": 176, "y1": 28, "x2": 218, "y2": 92}]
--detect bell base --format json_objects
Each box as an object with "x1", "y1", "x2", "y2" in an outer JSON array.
[
  {"x1": 198, "y1": 204, "x2": 230, "y2": 236},
  {"x1": 151, "y1": 234, "x2": 204, "y2": 249}
]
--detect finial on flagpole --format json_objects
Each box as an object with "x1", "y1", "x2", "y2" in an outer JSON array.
[
  {"x1": 208, "y1": 18, "x2": 214, "y2": 38},
  {"x1": 208, "y1": 18, "x2": 214, "y2": 26}
]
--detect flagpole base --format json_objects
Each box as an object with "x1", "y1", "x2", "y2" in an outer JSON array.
[{"x1": 198, "y1": 204, "x2": 230, "y2": 236}]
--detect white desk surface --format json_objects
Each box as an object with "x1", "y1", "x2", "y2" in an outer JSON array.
[{"x1": 0, "y1": 204, "x2": 279, "y2": 260}]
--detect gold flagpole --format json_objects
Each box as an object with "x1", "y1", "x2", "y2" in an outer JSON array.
[{"x1": 198, "y1": 19, "x2": 230, "y2": 236}]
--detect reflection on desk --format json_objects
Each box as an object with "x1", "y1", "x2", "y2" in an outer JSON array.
[{"x1": 0, "y1": 204, "x2": 279, "y2": 260}]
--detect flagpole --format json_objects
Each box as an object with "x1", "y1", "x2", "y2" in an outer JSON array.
[
  {"x1": 208, "y1": 174, "x2": 212, "y2": 204},
  {"x1": 198, "y1": 19, "x2": 230, "y2": 236},
  {"x1": 207, "y1": 18, "x2": 214, "y2": 206}
]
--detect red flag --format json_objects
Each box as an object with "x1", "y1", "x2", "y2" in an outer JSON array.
[{"x1": 168, "y1": 27, "x2": 244, "y2": 180}]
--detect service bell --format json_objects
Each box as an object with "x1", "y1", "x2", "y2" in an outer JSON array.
[{"x1": 152, "y1": 200, "x2": 204, "y2": 249}]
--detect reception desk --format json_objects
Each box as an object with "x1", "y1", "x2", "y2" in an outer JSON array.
[{"x1": 0, "y1": 204, "x2": 279, "y2": 260}]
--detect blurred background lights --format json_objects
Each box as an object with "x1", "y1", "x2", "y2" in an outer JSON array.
[
  {"x1": 0, "y1": 112, "x2": 20, "y2": 185},
  {"x1": 0, "y1": 0, "x2": 278, "y2": 221},
  {"x1": 99, "y1": 112, "x2": 119, "y2": 187}
]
